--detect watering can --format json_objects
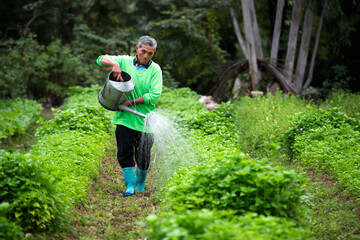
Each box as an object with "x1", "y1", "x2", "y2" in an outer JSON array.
[{"x1": 98, "y1": 71, "x2": 146, "y2": 118}]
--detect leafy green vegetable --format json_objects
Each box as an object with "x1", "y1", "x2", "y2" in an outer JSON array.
[
  {"x1": 0, "y1": 98, "x2": 42, "y2": 142},
  {"x1": 145, "y1": 210, "x2": 312, "y2": 240},
  {"x1": 166, "y1": 153, "x2": 307, "y2": 220}
]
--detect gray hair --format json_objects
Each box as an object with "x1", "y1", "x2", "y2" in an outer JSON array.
[{"x1": 137, "y1": 36, "x2": 157, "y2": 50}]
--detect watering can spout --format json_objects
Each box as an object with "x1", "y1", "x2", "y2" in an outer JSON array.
[{"x1": 118, "y1": 105, "x2": 146, "y2": 118}]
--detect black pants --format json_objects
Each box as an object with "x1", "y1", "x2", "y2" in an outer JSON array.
[{"x1": 115, "y1": 125, "x2": 154, "y2": 170}]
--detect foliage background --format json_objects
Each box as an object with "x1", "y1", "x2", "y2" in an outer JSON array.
[{"x1": 0, "y1": 0, "x2": 359, "y2": 104}]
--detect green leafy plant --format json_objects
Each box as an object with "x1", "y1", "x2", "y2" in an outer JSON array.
[
  {"x1": 1, "y1": 85, "x2": 114, "y2": 236},
  {"x1": 35, "y1": 105, "x2": 113, "y2": 138},
  {"x1": 0, "y1": 203, "x2": 24, "y2": 240},
  {"x1": 321, "y1": 90, "x2": 360, "y2": 117},
  {"x1": 0, "y1": 98, "x2": 42, "y2": 142},
  {"x1": 292, "y1": 124, "x2": 360, "y2": 196},
  {"x1": 0, "y1": 34, "x2": 102, "y2": 105},
  {"x1": 165, "y1": 153, "x2": 308, "y2": 220},
  {"x1": 283, "y1": 107, "x2": 360, "y2": 156},
  {"x1": 30, "y1": 131, "x2": 109, "y2": 204},
  {"x1": 0, "y1": 150, "x2": 68, "y2": 232},
  {"x1": 144, "y1": 210, "x2": 312, "y2": 240},
  {"x1": 156, "y1": 86, "x2": 207, "y2": 120}
]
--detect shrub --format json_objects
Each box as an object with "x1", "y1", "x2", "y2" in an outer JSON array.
[
  {"x1": 145, "y1": 210, "x2": 312, "y2": 240},
  {"x1": 165, "y1": 153, "x2": 308, "y2": 220},
  {"x1": 30, "y1": 131, "x2": 108, "y2": 203},
  {"x1": 0, "y1": 150, "x2": 68, "y2": 232},
  {"x1": 0, "y1": 98, "x2": 42, "y2": 142},
  {"x1": 0, "y1": 203, "x2": 24, "y2": 240},
  {"x1": 283, "y1": 107, "x2": 360, "y2": 156},
  {"x1": 0, "y1": 34, "x2": 102, "y2": 105},
  {"x1": 292, "y1": 124, "x2": 360, "y2": 196}
]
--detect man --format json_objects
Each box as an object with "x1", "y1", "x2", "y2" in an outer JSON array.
[{"x1": 96, "y1": 36, "x2": 162, "y2": 196}]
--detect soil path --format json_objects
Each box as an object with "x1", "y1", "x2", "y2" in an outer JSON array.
[{"x1": 62, "y1": 145, "x2": 156, "y2": 240}]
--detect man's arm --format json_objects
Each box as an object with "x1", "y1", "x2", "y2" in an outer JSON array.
[{"x1": 100, "y1": 56, "x2": 124, "y2": 81}]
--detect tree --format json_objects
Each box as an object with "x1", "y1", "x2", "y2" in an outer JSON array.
[{"x1": 215, "y1": 0, "x2": 335, "y2": 99}]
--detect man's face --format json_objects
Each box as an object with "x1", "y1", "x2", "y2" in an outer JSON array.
[{"x1": 136, "y1": 45, "x2": 156, "y2": 65}]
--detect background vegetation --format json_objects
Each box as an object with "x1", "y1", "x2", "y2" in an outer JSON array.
[
  {"x1": 1, "y1": 0, "x2": 359, "y2": 239},
  {"x1": 1, "y1": 0, "x2": 359, "y2": 105}
]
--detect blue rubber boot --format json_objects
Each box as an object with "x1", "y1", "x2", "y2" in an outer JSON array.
[
  {"x1": 135, "y1": 168, "x2": 148, "y2": 192},
  {"x1": 122, "y1": 167, "x2": 135, "y2": 196}
]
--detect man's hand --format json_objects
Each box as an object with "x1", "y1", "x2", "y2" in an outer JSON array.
[
  {"x1": 111, "y1": 63, "x2": 124, "y2": 82},
  {"x1": 100, "y1": 57, "x2": 124, "y2": 81},
  {"x1": 118, "y1": 100, "x2": 134, "y2": 112}
]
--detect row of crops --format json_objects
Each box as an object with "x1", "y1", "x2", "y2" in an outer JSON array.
[
  {"x1": 142, "y1": 88, "x2": 360, "y2": 239},
  {"x1": 1, "y1": 85, "x2": 359, "y2": 239},
  {"x1": 235, "y1": 92, "x2": 360, "y2": 199},
  {"x1": 0, "y1": 85, "x2": 113, "y2": 239},
  {"x1": 138, "y1": 87, "x2": 312, "y2": 239},
  {"x1": 0, "y1": 98, "x2": 42, "y2": 143}
]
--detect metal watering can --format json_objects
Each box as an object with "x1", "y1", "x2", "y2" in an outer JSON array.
[{"x1": 98, "y1": 71, "x2": 146, "y2": 118}]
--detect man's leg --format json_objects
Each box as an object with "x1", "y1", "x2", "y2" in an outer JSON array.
[
  {"x1": 134, "y1": 132, "x2": 154, "y2": 192},
  {"x1": 115, "y1": 125, "x2": 136, "y2": 196}
]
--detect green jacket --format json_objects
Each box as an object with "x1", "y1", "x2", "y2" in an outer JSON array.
[{"x1": 96, "y1": 55, "x2": 162, "y2": 132}]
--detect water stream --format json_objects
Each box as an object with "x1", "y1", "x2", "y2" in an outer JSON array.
[{"x1": 142, "y1": 110, "x2": 197, "y2": 189}]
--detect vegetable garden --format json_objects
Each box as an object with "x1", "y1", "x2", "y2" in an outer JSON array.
[{"x1": 1, "y1": 86, "x2": 360, "y2": 239}]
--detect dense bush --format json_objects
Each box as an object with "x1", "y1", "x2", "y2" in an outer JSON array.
[
  {"x1": 283, "y1": 107, "x2": 360, "y2": 155},
  {"x1": 0, "y1": 35, "x2": 103, "y2": 105},
  {"x1": 145, "y1": 210, "x2": 312, "y2": 240},
  {"x1": 147, "y1": 87, "x2": 310, "y2": 239},
  {"x1": 166, "y1": 153, "x2": 307, "y2": 220},
  {"x1": 35, "y1": 105, "x2": 113, "y2": 138},
  {"x1": 0, "y1": 85, "x2": 113, "y2": 236},
  {"x1": 0, "y1": 98, "x2": 42, "y2": 143},
  {"x1": 0, "y1": 203, "x2": 24, "y2": 240},
  {"x1": 283, "y1": 107, "x2": 360, "y2": 197},
  {"x1": 0, "y1": 150, "x2": 67, "y2": 233}
]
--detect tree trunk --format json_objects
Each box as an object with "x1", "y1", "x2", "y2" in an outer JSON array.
[
  {"x1": 249, "y1": 0, "x2": 263, "y2": 59},
  {"x1": 283, "y1": 0, "x2": 302, "y2": 81},
  {"x1": 230, "y1": 6, "x2": 248, "y2": 60},
  {"x1": 259, "y1": 60, "x2": 298, "y2": 93},
  {"x1": 241, "y1": 0, "x2": 260, "y2": 86},
  {"x1": 270, "y1": 0, "x2": 285, "y2": 63},
  {"x1": 295, "y1": 1, "x2": 313, "y2": 91},
  {"x1": 304, "y1": 0, "x2": 328, "y2": 90}
]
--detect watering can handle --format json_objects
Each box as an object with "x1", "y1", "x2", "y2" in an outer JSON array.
[{"x1": 118, "y1": 104, "x2": 146, "y2": 118}]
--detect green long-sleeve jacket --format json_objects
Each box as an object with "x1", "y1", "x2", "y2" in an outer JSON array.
[{"x1": 97, "y1": 55, "x2": 162, "y2": 132}]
